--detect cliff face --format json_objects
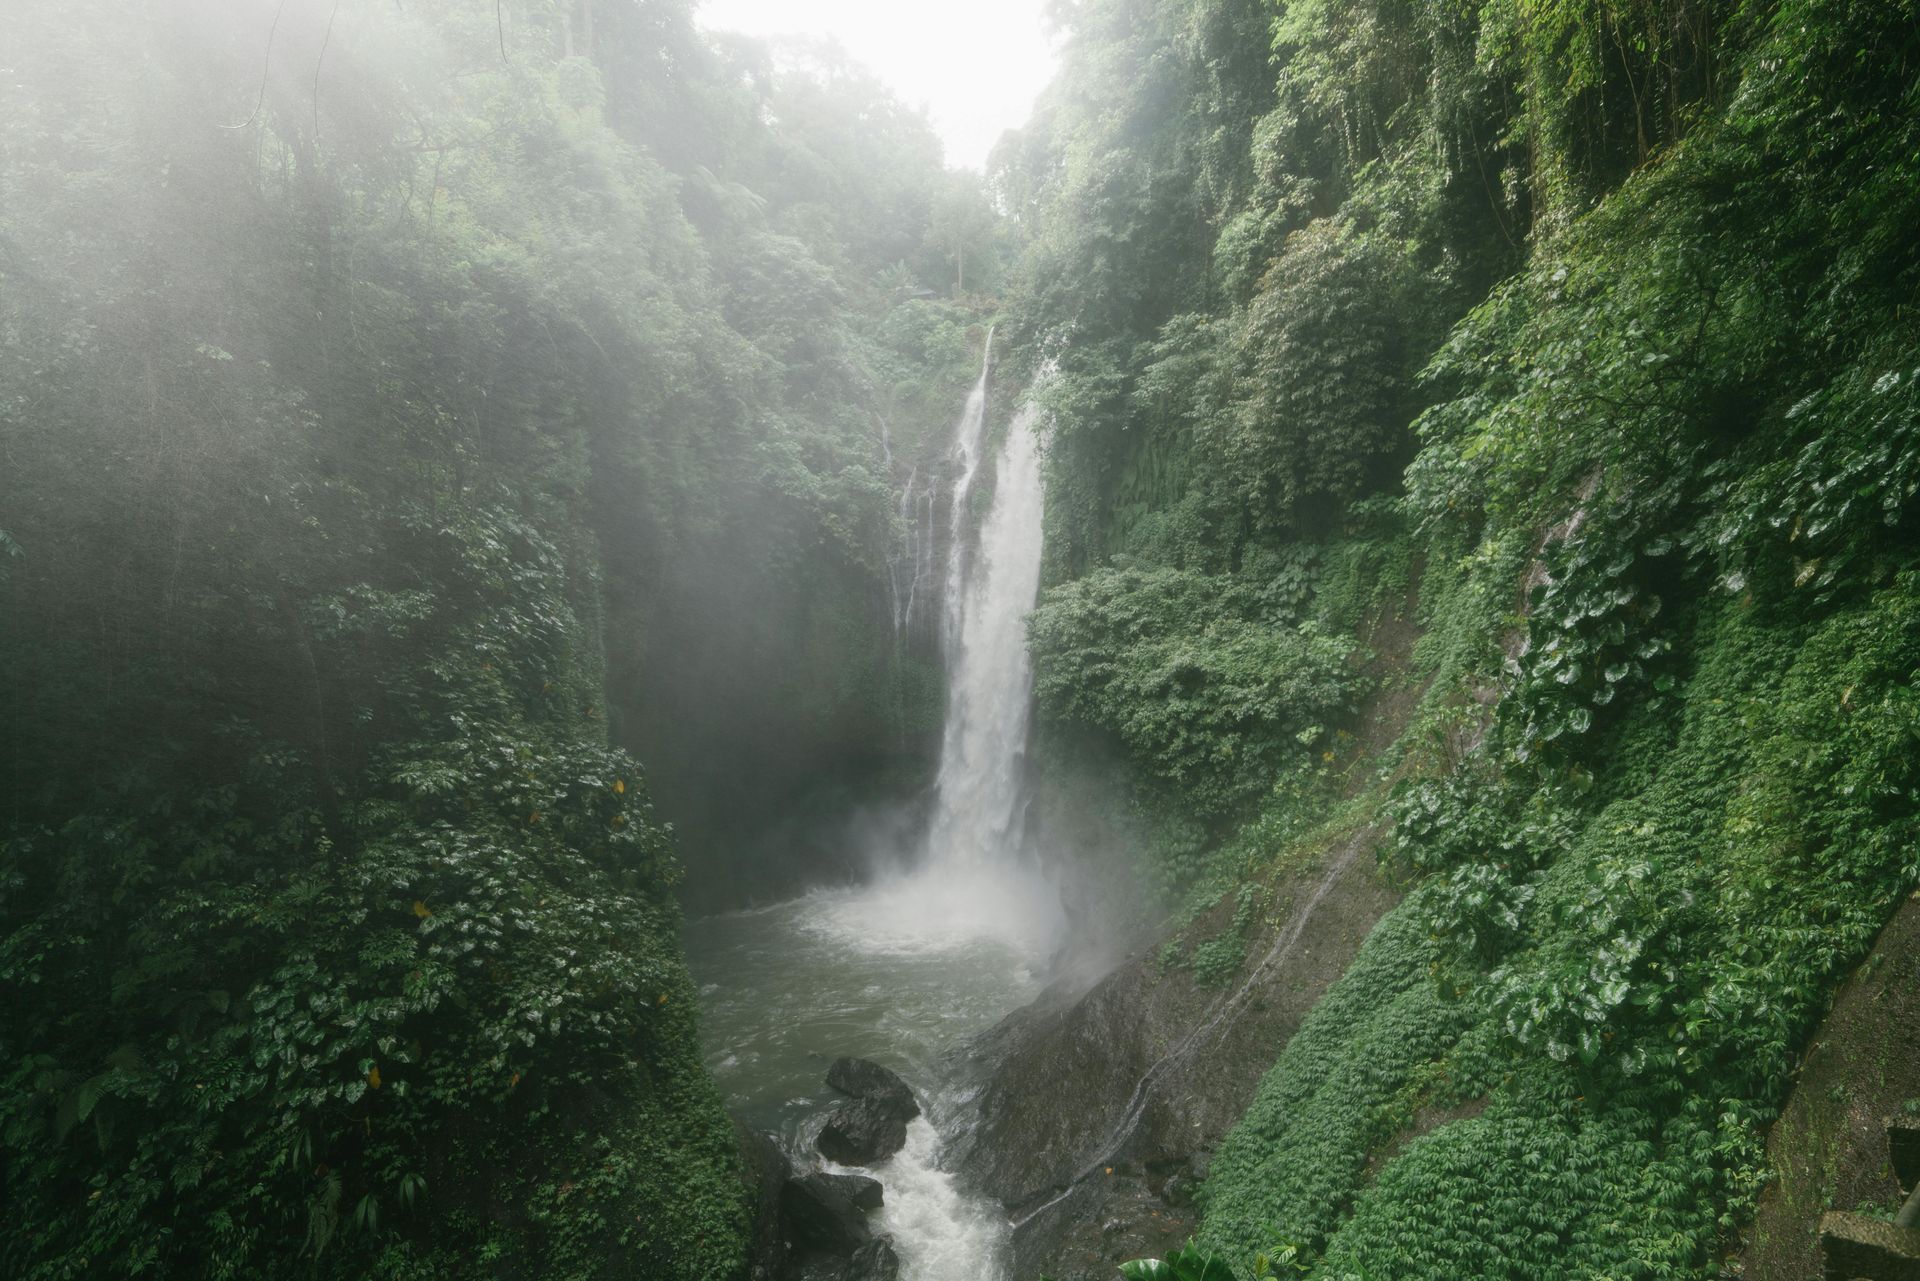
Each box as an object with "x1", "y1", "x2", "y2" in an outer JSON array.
[
  {"x1": 980, "y1": 1, "x2": 1920, "y2": 1276},
  {"x1": 1740, "y1": 895, "x2": 1920, "y2": 1279},
  {"x1": 952, "y1": 829, "x2": 1397, "y2": 1279}
]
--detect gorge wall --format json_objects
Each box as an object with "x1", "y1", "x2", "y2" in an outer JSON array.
[
  {"x1": 965, "y1": 1, "x2": 1920, "y2": 1278},
  {"x1": 0, "y1": 2, "x2": 996, "y2": 1275}
]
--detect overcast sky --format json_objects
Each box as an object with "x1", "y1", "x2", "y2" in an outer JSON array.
[{"x1": 695, "y1": 0, "x2": 1058, "y2": 170}]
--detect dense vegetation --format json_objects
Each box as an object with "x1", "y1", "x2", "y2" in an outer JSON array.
[
  {"x1": 0, "y1": 1, "x2": 1000, "y2": 1275},
  {"x1": 7, "y1": 0, "x2": 1918, "y2": 1276},
  {"x1": 997, "y1": 0, "x2": 1920, "y2": 1276}
]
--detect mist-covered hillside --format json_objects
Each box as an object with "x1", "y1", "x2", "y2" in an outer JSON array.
[{"x1": 5, "y1": 2, "x2": 1919, "y2": 1280}]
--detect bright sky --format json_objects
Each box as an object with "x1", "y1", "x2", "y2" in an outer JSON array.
[{"x1": 695, "y1": 0, "x2": 1058, "y2": 170}]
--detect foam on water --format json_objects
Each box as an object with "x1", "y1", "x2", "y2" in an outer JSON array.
[
  {"x1": 802, "y1": 861, "x2": 1062, "y2": 956},
  {"x1": 826, "y1": 1119, "x2": 1011, "y2": 1280}
]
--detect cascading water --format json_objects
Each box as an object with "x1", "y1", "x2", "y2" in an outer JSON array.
[
  {"x1": 932, "y1": 394, "x2": 1043, "y2": 861},
  {"x1": 941, "y1": 327, "x2": 996, "y2": 650},
  {"x1": 889, "y1": 327, "x2": 995, "y2": 651},
  {"x1": 686, "y1": 339, "x2": 1060, "y2": 1281},
  {"x1": 869, "y1": 393, "x2": 1064, "y2": 950}
]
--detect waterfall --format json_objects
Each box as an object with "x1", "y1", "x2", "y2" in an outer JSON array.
[
  {"x1": 888, "y1": 329, "x2": 995, "y2": 650},
  {"x1": 888, "y1": 465, "x2": 922, "y2": 639},
  {"x1": 841, "y1": 343, "x2": 1063, "y2": 954},
  {"x1": 693, "y1": 349, "x2": 1060, "y2": 1281},
  {"x1": 940, "y1": 328, "x2": 995, "y2": 651},
  {"x1": 923, "y1": 395, "x2": 1046, "y2": 874},
  {"x1": 850, "y1": 336, "x2": 1064, "y2": 949}
]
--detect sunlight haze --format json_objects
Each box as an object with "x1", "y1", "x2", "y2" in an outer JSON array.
[{"x1": 696, "y1": 0, "x2": 1056, "y2": 169}]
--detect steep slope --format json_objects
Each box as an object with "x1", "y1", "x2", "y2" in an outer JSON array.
[
  {"x1": 983, "y1": 1, "x2": 1920, "y2": 1277},
  {"x1": 0, "y1": 1, "x2": 990, "y2": 1275}
]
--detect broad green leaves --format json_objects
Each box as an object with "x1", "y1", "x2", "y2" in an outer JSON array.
[
  {"x1": 1120, "y1": 1244, "x2": 1239, "y2": 1281},
  {"x1": 1027, "y1": 567, "x2": 1359, "y2": 822}
]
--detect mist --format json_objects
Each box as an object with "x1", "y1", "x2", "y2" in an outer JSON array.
[
  {"x1": 10, "y1": 3, "x2": 1917, "y2": 1280},
  {"x1": 2, "y1": 1, "x2": 1045, "y2": 1275}
]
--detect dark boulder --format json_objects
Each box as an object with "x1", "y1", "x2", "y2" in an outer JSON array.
[
  {"x1": 816, "y1": 1058, "x2": 920, "y2": 1167},
  {"x1": 814, "y1": 1171, "x2": 884, "y2": 1211},
  {"x1": 825, "y1": 1057, "x2": 920, "y2": 1120},
  {"x1": 783, "y1": 1172, "x2": 873, "y2": 1254},
  {"x1": 789, "y1": 1233, "x2": 899, "y2": 1281},
  {"x1": 848, "y1": 1236, "x2": 901, "y2": 1281},
  {"x1": 736, "y1": 1122, "x2": 796, "y2": 1281},
  {"x1": 816, "y1": 1097, "x2": 909, "y2": 1166}
]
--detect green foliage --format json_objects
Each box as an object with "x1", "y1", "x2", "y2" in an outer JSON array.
[
  {"x1": 1014, "y1": 1, "x2": 1920, "y2": 1279},
  {"x1": 1476, "y1": 0, "x2": 1725, "y2": 223},
  {"x1": 1027, "y1": 567, "x2": 1360, "y2": 821},
  {"x1": 1168, "y1": 3, "x2": 1920, "y2": 1277},
  {"x1": 1199, "y1": 909, "x2": 1468, "y2": 1264},
  {"x1": 0, "y1": 0, "x2": 1004, "y2": 1274},
  {"x1": 1317, "y1": 1088, "x2": 1758, "y2": 1280},
  {"x1": 1121, "y1": 1242, "x2": 1240, "y2": 1281},
  {"x1": 0, "y1": 506, "x2": 751, "y2": 1279},
  {"x1": 1202, "y1": 221, "x2": 1417, "y2": 529}
]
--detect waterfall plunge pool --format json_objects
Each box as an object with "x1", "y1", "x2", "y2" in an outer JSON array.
[{"x1": 685, "y1": 862, "x2": 1064, "y2": 1281}]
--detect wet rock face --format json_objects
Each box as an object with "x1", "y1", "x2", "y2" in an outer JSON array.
[
  {"x1": 817, "y1": 1098, "x2": 911, "y2": 1166},
  {"x1": 749, "y1": 1162, "x2": 899, "y2": 1281},
  {"x1": 793, "y1": 1235, "x2": 900, "y2": 1281},
  {"x1": 847, "y1": 1236, "x2": 901, "y2": 1281},
  {"x1": 738, "y1": 1124, "x2": 798, "y2": 1281},
  {"x1": 826, "y1": 1057, "x2": 922, "y2": 1119},
  {"x1": 783, "y1": 1172, "x2": 873, "y2": 1253},
  {"x1": 787, "y1": 1236, "x2": 898, "y2": 1281},
  {"x1": 814, "y1": 1172, "x2": 884, "y2": 1212},
  {"x1": 946, "y1": 830, "x2": 1397, "y2": 1279},
  {"x1": 1005, "y1": 1161, "x2": 1200, "y2": 1281}
]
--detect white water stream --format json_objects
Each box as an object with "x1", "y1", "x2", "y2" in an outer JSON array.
[{"x1": 687, "y1": 342, "x2": 1059, "y2": 1280}]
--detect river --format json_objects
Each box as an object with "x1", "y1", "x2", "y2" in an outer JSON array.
[{"x1": 684, "y1": 865, "x2": 1055, "y2": 1279}]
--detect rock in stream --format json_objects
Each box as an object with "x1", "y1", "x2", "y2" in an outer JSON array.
[{"x1": 816, "y1": 1057, "x2": 921, "y2": 1167}]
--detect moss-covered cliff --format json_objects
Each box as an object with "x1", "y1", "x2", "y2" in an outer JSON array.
[{"x1": 986, "y1": 0, "x2": 1920, "y2": 1275}]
